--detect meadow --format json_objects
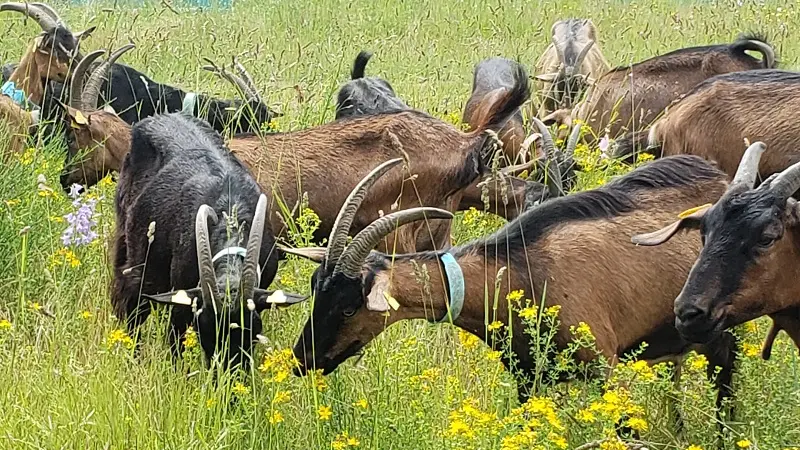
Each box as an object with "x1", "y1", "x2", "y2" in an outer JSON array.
[{"x1": 2, "y1": 0, "x2": 800, "y2": 448}]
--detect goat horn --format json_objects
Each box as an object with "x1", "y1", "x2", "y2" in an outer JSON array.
[
  {"x1": 501, "y1": 158, "x2": 538, "y2": 176},
  {"x1": 30, "y1": 2, "x2": 63, "y2": 25},
  {"x1": 770, "y1": 160, "x2": 800, "y2": 200},
  {"x1": 195, "y1": 205, "x2": 220, "y2": 312},
  {"x1": 0, "y1": 2, "x2": 56, "y2": 31},
  {"x1": 203, "y1": 58, "x2": 258, "y2": 103},
  {"x1": 82, "y1": 43, "x2": 135, "y2": 112},
  {"x1": 325, "y1": 158, "x2": 403, "y2": 272},
  {"x1": 335, "y1": 208, "x2": 454, "y2": 278},
  {"x1": 564, "y1": 123, "x2": 583, "y2": 158},
  {"x1": 241, "y1": 194, "x2": 268, "y2": 302},
  {"x1": 730, "y1": 141, "x2": 766, "y2": 190},
  {"x1": 233, "y1": 57, "x2": 261, "y2": 102},
  {"x1": 531, "y1": 118, "x2": 564, "y2": 196},
  {"x1": 573, "y1": 40, "x2": 595, "y2": 74},
  {"x1": 69, "y1": 49, "x2": 105, "y2": 110},
  {"x1": 553, "y1": 42, "x2": 566, "y2": 74}
]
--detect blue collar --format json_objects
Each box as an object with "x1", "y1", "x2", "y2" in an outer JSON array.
[
  {"x1": 2, "y1": 81, "x2": 30, "y2": 109},
  {"x1": 435, "y1": 252, "x2": 465, "y2": 323},
  {"x1": 182, "y1": 92, "x2": 197, "y2": 116}
]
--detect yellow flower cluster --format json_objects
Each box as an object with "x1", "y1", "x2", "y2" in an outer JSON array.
[
  {"x1": 457, "y1": 330, "x2": 480, "y2": 350},
  {"x1": 19, "y1": 148, "x2": 35, "y2": 166},
  {"x1": 600, "y1": 438, "x2": 628, "y2": 450},
  {"x1": 50, "y1": 248, "x2": 81, "y2": 269},
  {"x1": 571, "y1": 322, "x2": 595, "y2": 341},
  {"x1": 4, "y1": 199, "x2": 20, "y2": 207},
  {"x1": 445, "y1": 397, "x2": 499, "y2": 441},
  {"x1": 580, "y1": 387, "x2": 645, "y2": 425},
  {"x1": 353, "y1": 398, "x2": 368, "y2": 409},
  {"x1": 409, "y1": 367, "x2": 442, "y2": 393},
  {"x1": 231, "y1": 382, "x2": 249, "y2": 396},
  {"x1": 318, "y1": 405, "x2": 333, "y2": 420},
  {"x1": 267, "y1": 410, "x2": 284, "y2": 424},
  {"x1": 500, "y1": 396, "x2": 568, "y2": 450},
  {"x1": 742, "y1": 342, "x2": 760, "y2": 358},
  {"x1": 272, "y1": 390, "x2": 291, "y2": 405},
  {"x1": 0, "y1": 319, "x2": 11, "y2": 331},
  {"x1": 259, "y1": 348, "x2": 299, "y2": 383},
  {"x1": 331, "y1": 431, "x2": 360, "y2": 449},
  {"x1": 78, "y1": 311, "x2": 93, "y2": 320},
  {"x1": 107, "y1": 329, "x2": 134, "y2": 350},
  {"x1": 183, "y1": 327, "x2": 198, "y2": 350},
  {"x1": 687, "y1": 353, "x2": 708, "y2": 371}
]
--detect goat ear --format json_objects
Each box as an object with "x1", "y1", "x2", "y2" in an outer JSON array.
[
  {"x1": 785, "y1": 198, "x2": 800, "y2": 226},
  {"x1": 541, "y1": 109, "x2": 572, "y2": 127},
  {"x1": 631, "y1": 205, "x2": 710, "y2": 246},
  {"x1": 64, "y1": 105, "x2": 89, "y2": 127},
  {"x1": 73, "y1": 26, "x2": 97, "y2": 42},
  {"x1": 252, "y1": 289, "x2": 308, "y2": 312},
  {"x1": 279, "y1": 245, "x2": 326, "y2": 263},
  {"x1": 365, "y1": 274, "x2": 393, "y2": 312},
  {"x1": 33, "y1": 36, "x2": 45, "y2": 51},
  {"x1": 103, "y1": 104, "x2": 117, "y2": 115},
  {"x1": 142, "y1": 288, "x2": 201, "y2": 306}
]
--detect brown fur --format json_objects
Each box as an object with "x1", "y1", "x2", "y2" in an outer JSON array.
[
  {"x1": 649, "y1": 76, "x2": 800, "y2": 179},
  {"x1": 60, "y1": 107, "x2": 132, "y2": 187},
  {"x1": 9, "y1": 37, "x2": 72, "y2": 105},
  {"x1": 762, "y1": 308, "x2": 800, "y2": 360},
  {"x1": 0, "y1": 97, "x2": 33, "y2": 157},
  {"x1": 534, "y1": 19, "x2": 610, "y2": 118},
  {"x1": 463, "y1": 88, "x2": 525, "y2": 163},
  {"x1": 574, "y1": 41, "x2": 772, "y2": 143}
]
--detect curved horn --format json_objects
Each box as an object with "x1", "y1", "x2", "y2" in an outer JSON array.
[
  {"x1": 202, "y1": 58, "x2": 258, "y2": 102},
  {"x1": 564, "y1": 123, "x2": 583, "y2": 157},
  {"x1": 241, "y1": 194, "x2": 268, "y2": 302},
  {"x1": 572, "y1": 40, "x2": 595, "y2": 73},
  {"x1": 532, "y1": 118, "x2": 564, "y2": 195},
  {"x1": 325, "y1": 158, "x2": 403, "y2": 271},
  {"x1": 0, "y1": 2, "x2": 56, "y2": 31},
  {"x1": 335, "y1": 208, "x2": 454, "y2": 278},
  {"x1": 233, "y1": 57, "x2": 261, "y2": 102},
  {"x1": 30, "y1": 2, "x2": 63, "y2": 25},
  {"x1": 81, "y1": 43, "x2": 135, "y2": 111},
  {"x1": 553, "y1": 42, "x2": 566, "y2": 72},
  {"x1": 770, "y1": 160, "x2": 800, "y2": 200},
  {"x1": 69, "y1": 49, "x2": 105, "y2": 109},
  {"x1": 730, "y1": 141, "x2": 766, "y2": 190},
  {"x1": 195, "y1": 205, "x2": 220, "y2": 311}
]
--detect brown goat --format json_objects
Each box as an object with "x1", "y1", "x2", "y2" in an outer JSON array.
[
  {"x1": 632, "y1": 143, "x2": 800, "y2": 358},
  {"x1": 534, "y1": 19, "x2": 610, "y2": 118},
  {"x1": 285, "y1": 154, "x2": 738, "y2": 414},
  {"x1": 641, "y1": 70, "x2": 800, "y2": 177},
  {"x1": 0, "y1": 97, "x2": 35, "y2": 156},
  {"x1": 562, "y1": 34, "x2": 775, "y2": 145}
]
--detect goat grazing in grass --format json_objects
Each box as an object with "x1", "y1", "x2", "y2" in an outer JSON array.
[{"x1": 335, "y1": 51, "x2": 409, "y2": 119}]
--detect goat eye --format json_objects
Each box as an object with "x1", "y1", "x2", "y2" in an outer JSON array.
[
  {"x1": 758, "y1": 235, "x2": 777, "y2": 247},
  {"x1": 342, "y1": 308, "x2": 357, "y2": 318}
]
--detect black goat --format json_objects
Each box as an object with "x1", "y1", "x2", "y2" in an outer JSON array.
[
  {"x1": 111, "y1": 113, "x2": 304, "y2": 369},
  {"x1": 335, "y1": 51, "x2": 409, "y2": 119}
]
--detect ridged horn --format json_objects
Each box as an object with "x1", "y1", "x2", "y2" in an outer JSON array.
[
  {"x1": 195, "y1": 205, "x2": 220, "y2": 311},
  {"x1": 335, "y1": 208, "x2": 454, "y2": 278},
  {"x1": 82, "y1": 43, "x2": 135, "y2": 112},
  {"x1": 0, "y1": 2, "x2": 56, "y2": 31},
  {"x1": 572, "y1": 40, "x2": 595, "y2": 73},
  {"x1": 325, "y1": 158, "x2": 403, "y2": 271},
  {"x1": 233, "y1": 57, "x2": 261, "y2": 102},
  {"x1": 202, "y1": 58, "x2": 258, "y2": 102},
  {"x1": 564, "y1": 123, "x2": 583, "y2": 157},
  {"x1": 30, "y1": 2, "x2": 63, "y2": 25},
  {"x1": 770, "y1": 160, "x2": 800, "y2": 200},
  {"x1": 532, "y1": 118, "x2": 564, "y2": 195},
  {"x1": 730, "y1": 141, "x2": 766, "y2": 190},
  {"x1": 241, "y1": 194, "x2": 268, "y2": 302},
  {"x1": 69, "y1": 49, "x2": 105, "y2": 109}
]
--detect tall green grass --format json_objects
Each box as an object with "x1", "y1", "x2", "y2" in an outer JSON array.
[{"x1": 1, "y1": 0, "x2": 800, "y2": 448}]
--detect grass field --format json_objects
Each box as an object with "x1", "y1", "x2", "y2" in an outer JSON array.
[{"x1": 2, "y1": 0, "x2": 800, "y2": 448}]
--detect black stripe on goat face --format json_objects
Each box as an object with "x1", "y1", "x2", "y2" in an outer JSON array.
[
  {"x1": 293, "y1": 256, "x2": 389, "y2": 376},
  {"x1": 195, "y1": 300, "x2": 264, "y2": 371},
  {"x1": 675, "y1": 187, "x2": 786, "y2": 343}
]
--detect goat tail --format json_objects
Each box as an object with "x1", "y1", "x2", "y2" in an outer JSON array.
[
  {"x1": 732, "y1": 34, "x2": 776, "y2": 69},
  {"x1": 351, "y1": 50, "x2": 373, "y2": 79},
  {"x1": 468, "y1": 63, "x2": 531, "y2": 135}
]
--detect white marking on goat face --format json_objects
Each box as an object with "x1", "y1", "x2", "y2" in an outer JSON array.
[{"x1": 366, "y1": 273, "x2": 392, "y2": 312}]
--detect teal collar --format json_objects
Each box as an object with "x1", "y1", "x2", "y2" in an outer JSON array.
[
  {"x1": 435, "y1": 252, "x2": 465, "y2": 323},
  {"x1": 182, "y1": 92, "x2": 197, "y2": 116}
]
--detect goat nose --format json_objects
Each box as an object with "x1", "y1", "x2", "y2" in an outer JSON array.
[{"x1": 675, "y1": 301, "x2": 708, "y2": 324}]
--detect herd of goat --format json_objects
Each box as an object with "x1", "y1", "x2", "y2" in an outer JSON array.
[{"x1": 4, "y1": 2, "x2": 800, "y2": 430}]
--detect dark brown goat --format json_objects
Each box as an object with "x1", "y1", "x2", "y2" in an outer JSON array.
[
  {"x1": 534, "y1": 19, "x2": 610, "y2": 118},
  {"x1": 284, "y1": 154, "x2": 738, "y2": 414},
  {"x1": 561, "y1": 34, "x2": 775, "y2": 145},
  {"x1": 640, "y1": 70, "x2": 800, "y2": 177},
  {"x1": 632, "y1": 143, "x2": 800, "y2": 359}
]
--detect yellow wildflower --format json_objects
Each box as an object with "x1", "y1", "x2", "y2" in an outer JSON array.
[
  {"x1": 232, "y1": 382, "x2": 249, "y2": 396},
  {"x1": 107, "y1": 328, "x2": 134, "y2": 349},
  {"x1": 458, "y1": 329, "x2": 480, "y2": 350},
  {"x1": 50, "y1": 248, "x2": 81, "y2": 269},
  {"x1": 37, "y1": 189, "x2": 56, "y2": 198},
  {"x1": 354, "y1": 398, "x2": 368, "y2": 409},
  {"x1": 488, "y1": 321, "x2": 503, "y2": 331},
  {"x1": 4, "y1": 199, "x2": 20, "y2": 207},
  {"x1": 600, "y1": 439, "x2": 628, "y2": 450},
  {"x1": 687, "y1": 446, "x2": 704, "y2": 450},
  {"x1": 742, "y1": 343, "x2": 760, "y2": 358},
  {"x1": 268, "y1": 410, "x2": 284, "y2": 424},
  {"x1": 737, "y1": 439, "x2": 752, "y2": 448},
  {"x1": 576, "y1": 409, "x2": 596, "y2": 423},
  {"x1": 744, "y1": 321, "x2": 758, "y2": 333},
  {"x1": 205, "y1": 398, "x2": 216, "y2": 409},
  {"x1": 486, "y1": 350, "x2": 502, "y2": 362},
  {"x1": 548, "y1": 433, "x2": 568, "y2": 449},
  {"x1": 29, "y1": 302, "x2": 42, "y2": 311},
  {"x1": 19, "y1": 148, "x2": 34, "y2": 165},
  {"x1": 98, "y1": 175, "x2": 114, "y2": 189},
  {"x1": 689, "y1": 354, "x2": 708, "y2": 371},
  {"x1": 318, "y1": 405, "x2": 332, "y2": 420},
  {"x1": 573, "y1": 322, "x2": 594, "y2": 340},
  {"x1": 272, "y1": 390, "x2": 291, "y2": 404},
  {"x1": 635, "y1": 152, "x2": 655, "y2": 163},
  {"x1": 313, "y1": 371, "x2": 328, "y2": 392},
  {"x1": 447, "y1": 418, "x2": 473, "y2": 438},
  {"x1": 346, "y1": 437, "x2": 360, "y2": 446},
  {"x1": 78, "y1": 311, "x2": 93, "y2": 320},
  {"x1": 545, "y1": 305, "x2": 561, "y2": 317},
  {"x1": 626, "y1": 417, "x2": 648, "y2": 432},
  {"x1": 506, "y1": 290, "x2": 524, "y2": 303},
  {"x1": 183, "y1": 327, "x2": 198, "y2": 350},
  {"x1": 332, "y1": 442, "x2": 346, "y2": 450},
  {"x1": 0, "y1": 319, "x2": 11, "y2": 330},
  {"x1": 519, "y1": 307, "x2": 536, "y2": 320}
]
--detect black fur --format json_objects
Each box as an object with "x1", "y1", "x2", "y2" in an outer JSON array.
[
  {"x1": 351, "y1": 50, "x2": 372, "y2": 79},
  {"x1": 113, "y1": 113, "x2": 279, "y2": 370},
  {"x1": 335, "y1": 51, "x2": 410, "y2": 119}
]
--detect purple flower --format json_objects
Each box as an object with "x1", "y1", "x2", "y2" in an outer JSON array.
[
  {"x1": 598, "y1": 136, "x2": 610, "y2": 154},
  {"x1": 61, "y1": 194, "x2": 99, "y2": 247}
]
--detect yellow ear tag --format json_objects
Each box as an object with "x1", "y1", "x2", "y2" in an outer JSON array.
[
  {"x1": 73, "y1": 110, "x2": 88, "y2": 125},
  {"x1": 383, "y1": 291, "x2": 400, "y2": 311},
  {"x1": 678, "y1": 203, "x2": 712, "y2": 219}
]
